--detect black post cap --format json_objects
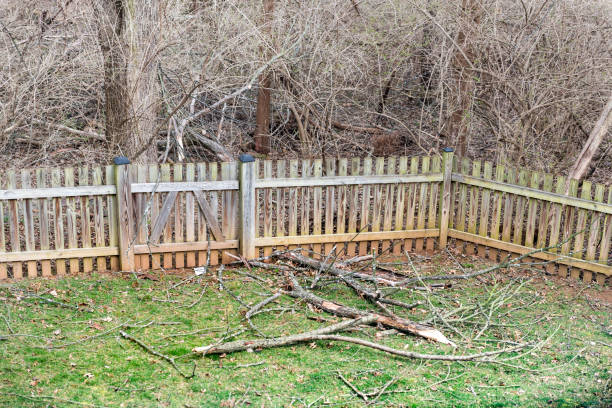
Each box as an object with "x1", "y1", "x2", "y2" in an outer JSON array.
[
  {"x1": 239, "y1": 154, "x2": 255, "y2": 163},
  {"x1": 113, "y1": 156, "x2": 130, "y2": 165},
  {"x1": 442, "y1": 147, "x2": 454, "y2": 153}
]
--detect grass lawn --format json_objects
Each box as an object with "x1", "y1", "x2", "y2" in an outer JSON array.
[{"x1": 0, "y1": 253, "x2": 610, "y2": 407}]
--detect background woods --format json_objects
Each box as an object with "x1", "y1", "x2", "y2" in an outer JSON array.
[{"x1": 0, "y1": 0, "x2": 611, "y2": 182}]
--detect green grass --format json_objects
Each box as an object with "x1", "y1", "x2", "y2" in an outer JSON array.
[{"x1": 0, "y1": 262, "x2": 610, "y2": 407}]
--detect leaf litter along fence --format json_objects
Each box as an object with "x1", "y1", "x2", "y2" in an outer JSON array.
[{"x1": 0, "y1": 149, "x2": 610, "y2": 284}]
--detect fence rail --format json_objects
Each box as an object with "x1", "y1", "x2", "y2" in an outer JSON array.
[{"x1": 0, "y1": 150, "x2": 610, "y2": 284}]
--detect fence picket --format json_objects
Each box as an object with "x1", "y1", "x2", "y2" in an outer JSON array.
[
  {"x1": 546, "y1": 176, "x2": 565, "y2": 275},
  {"x1": 404, "y1": 157, "x2": 419, "y2": 252},
  {"x1": 558, "y1": 179, "x2": 578, "y2": 278},
  {"x1": 597, "y1": 187, "x2": 612, "y2": 284},
  {"x1": 393, "y1": 157, "x2": 408, "y2": 255},
  {"x1": 324, "y1": 159, "x2": 336, "y2": 256},
  {"x1": 477, "y1": 162, "x2": 493, "y2": 258},
  {"x1": 288, "y1": 160, "x2": 299, "y2": 250},
  {"x1": 196, "y1": 163, "x2": 207, "y2": 266},
  {"x1": 571, "y1": 182, "x2": 591, "y2": 280},
  {"x1": 358, "y1": 158, "x2": 372, "y2": 256},
  {"x1": 488, "y1": 164, "x2": 505, "y2": 261},
  {"x1": 21, "y1": 170, "x2": 37, "y2": 277},
  {"x1": 415, "y1": 156, "x2": 430, "y2": 254},
  {"x1": 78, "y1": 167, "x2": 93, "y2": 273},
  {"x1": 185, "y1": 163, "x2": 196, "y2": 267},
  {"x1": 209, "y1": 163, "x2": 219, "y2": 265},
  {"x1": 0, "y1": 190, "x2": 6, "y2": 279},
  {"x1": 466, "y1": 160, "x2": 480, "y2": 255},
  {"x1": 584, "y1": 184, "x2": 605, "y2": 282},
  {"x1": 263, "y1": 160, "x2": 273, "y2": 258},
  {"x1": 347, "y1": 158, "x2": 360, "y2": 256},
  {"x1": 93, "y1": 167, "x2": 107, "y2": 271},
  {"x1": 8, "y1": 171, "x2": 22, "y2": 278},
  {"x1": 106, "y1": 165, "x2": 119, "y2": 271}
]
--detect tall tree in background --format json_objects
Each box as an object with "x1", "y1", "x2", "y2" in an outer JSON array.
[
  {"x1": 92, "y1": 0, "x2": 161, "y2": 162},
  {"x1": 254, "y1": 0, "x2": 274, "y2": 154},
  {"x1": 447, "y1": 0, "x2": 481, "y2": 157}
]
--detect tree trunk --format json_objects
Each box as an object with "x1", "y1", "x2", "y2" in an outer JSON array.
[
  {"x1": 93, "y1": 0, "x2": 161, "y2": 162},
  {"x1": 447, "y1": 0, "x2": 481, "y2": 157},
  {"x1": 567, "y1": 93, "x2": 612, "y2": 183},
  {"x1": 254, "y1": 0, "x2": 274, "y2": 154},
  {"x1": 93, "y1": 0, "x2": 131, "y2": 152}
]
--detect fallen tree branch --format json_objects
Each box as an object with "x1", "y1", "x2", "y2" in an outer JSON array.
[
  {"x1": 285, "y1": 273, "x2": 455, "y2": 346},
  {"x1": 193, "y1": 315, "x2": 527, "y2": 361},
  {"x1": 120, "y1": 330, "x2": 196, "y2": 379},
  {"x1": 194, "y1": 315, "x2": 376, "y2": 354}
]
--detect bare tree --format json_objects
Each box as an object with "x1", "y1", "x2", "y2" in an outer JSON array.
[{"x1": 254, "y1": 0, "x2": 275, "y2": 154}]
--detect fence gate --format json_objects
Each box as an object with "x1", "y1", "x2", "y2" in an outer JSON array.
[{"x1": 116, "y1": 162, "x2": 240, "y2": 271}]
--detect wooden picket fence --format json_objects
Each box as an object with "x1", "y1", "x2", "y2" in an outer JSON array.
[{"x1": 0, "y1": 150, "x2": 610, "y2": 284}]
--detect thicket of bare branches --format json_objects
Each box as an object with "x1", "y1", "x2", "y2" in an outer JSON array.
[{"x1": 1, "y1": 0, "x2": 610, "y2": 181}]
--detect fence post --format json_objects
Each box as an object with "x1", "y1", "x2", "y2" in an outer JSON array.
[
  {"x1": 114, "y1": 157, "x2": 135, "y2": 271},
  {"x1": 438, "y1": 147, "x2": 454, "y2": 248},
  {"x1": 239, "y1": 154, "x2": 257, "y2": 259}
]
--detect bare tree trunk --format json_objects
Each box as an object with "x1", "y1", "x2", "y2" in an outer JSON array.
[
  {"x1": 447, "y1": 0, "x2": 481, "y2": 157},
  {"x1": 92, "y1": 0, "x2": 161, "y2": 162},
  {"x1": 567, "y1": 93, "x2": 612, "y2": 183},
  {"x1": 93, "y1": 0, "x2": 131, "y2": 151},
  {"x1": 254, "y1": 0, "x2": 274, "y2": 154}
]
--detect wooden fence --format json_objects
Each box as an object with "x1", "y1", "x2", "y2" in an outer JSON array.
[{"x1": 0, "y1": 150, "x2": 610, "y2": 284}]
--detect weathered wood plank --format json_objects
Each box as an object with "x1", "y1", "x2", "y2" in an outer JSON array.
[
  {"x1": 415, "y1": 156, "x2": 430, "y2": 254},
  {"x1": 185, "y1": 164, "x2": 196, "y2": 267},
  {"x1": 392, "y1": 157, "x2": 408, "y2": 255},
  {"x1": 301, "y1": 159, "x2": 312, "y2": 239},
  {"x1": 358, "y1": 157, "x2": 372, "y2": 256},
  {"x1": 477, "y1": 161, "x2": 492, "y2": 258},
  {"x1": 263, "y1": 160, "x2": 273, "y2": 258},
  {"x1": 0, "y1": 185, "x2": 116, "y2": 200},
  {"x1": 174, "y1": 164, "x2": 185, "y2": 269},
  {"x1": 571, "y1": 182, "x2": 591, "y2": 280},
  {"x1": 134, "y1": 241, "x2": 238, "y2": 255},
  {"x1": 239, "y1": 157, "x2": 257, "y2": 259},
  {"x1": 253, "y1": 174, "x2": 443, "y2": 189},
  {"x1": 8, "y1": 171, "x2": 23, "y2": 278},
  {"x1": 148, "y1": 165, "x2": 161, "y2": 269},
  {"x1": 149, "y1": 191, "x2": 178, "y2": 244},
  {"x1": 324, "y1": 158, "x2": 336, "y2": 256},
  {"x1": 347, "y1": 158, "x2": 360, "y2": 256},
  {"x1": 488, "y1": 164, "x2": 505, "y2": 262},
  {"x1": 0, "y1": 247, "x2": 120, "y2": 262},
  {"x1": 404, "y1": 157, "x2": 419, "y2": 252},
  {"x1": 21, "y1": 170, "x2": 37, "y2": 277},
  {"x1": 288, "y1": 160, "x2": 299, "y2": 251},
  {"x1": 558, "y1": 180, "x2": 578, "y2": 279},
  {"x1": 448, "y1": 229, "x2": 611, "y2": 276},
  {"x1": 546, "y1": 176, "x2": 565, "y2": 275},
  {"x1": 65, "y1": 168, "x2": 80, "y2": 274},
  {"x1": 370, "y1": 157, "x2": 385, "y2": 255},
  {"x1": 427, "y1": 156, "x2": 441, "y2": 253},
  {"x1": 208, "y1": 163, "x2": 219, "y2": 265},
  {"x1": 194, "y1": 191, "x2": 225, "y2": 242},
  {"x1": 451, "y1": 174, "x2": 612, "y2": 214},
  {"x1": 512, "y1": 170, "x2": 529, "y2": 247},
  {"x1": 256, "y1": 229, "x2": 439, "y2": 247},
  {"x1": 0, "y1": 198, "x2": 6, "y2": 278},
  {"x1": 93, "y1": 167, "x2": 107, "y2": 271},
  {"x1": 115, "y1": 164, "x2": 135, "y2": 271},
  {"x1": 381, "y1": 157, "x2": 395, "y2": 254},
  {"x1": 311, "y1": 159, "x2": 323, "y2": 258},
  {"x1": 131, "y1": 181, "x2": 237, "y2": 193},
  {"x1": 52, "y1": 169, "x2": 66, "y2": 276},
  {"x1": 196, "y1": 163, "x2": 207, "y2": 266},
  {"x1": 465, "y1": 160, "x2": 480, "y2": 255},
  {"x1": 106, "y1": 166, "x2": 119, "y2": 271},
  {"x1": 583, "y1": 184, "x2": 605, "y2": 282},
  {"x1": 78, "y1": 167, "x2": 93, "y2": 273}
]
